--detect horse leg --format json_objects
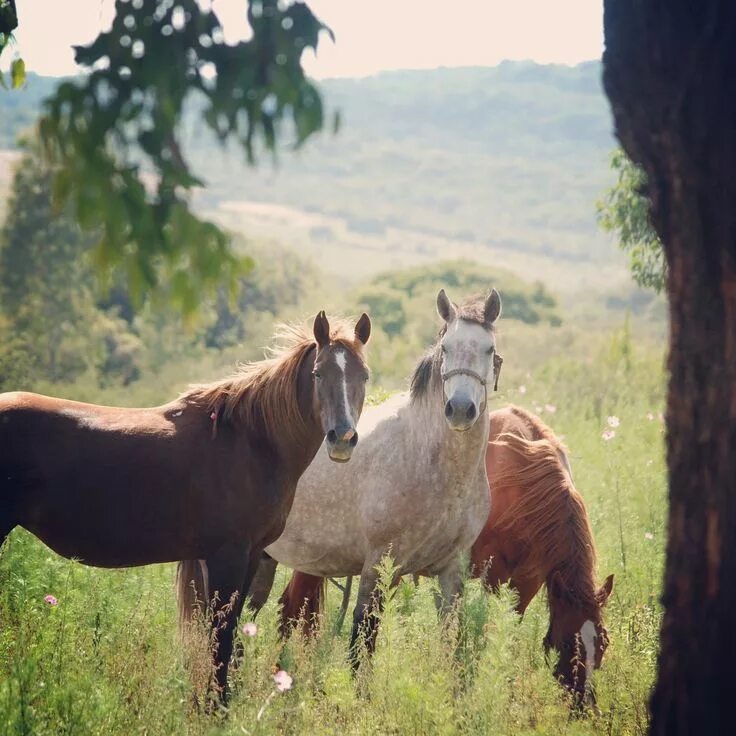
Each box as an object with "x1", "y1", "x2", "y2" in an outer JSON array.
[
  {"x1": 246, "y1": 552, "x2": 278, "y2": 617},
  {"x1": 348, "y1": 568, "x2": 383, "y2": 671},
  {"x1": 509, "y1": 575, "x2": 543, "y2": 616},
  {"x1": 433, "y1": 557, "x2": 464, "y2": 619},
  {"x1": 334, "y1": 575, "x2": 353, "y2": 634},
  {"x1": 278, "y1": 571, "x2": 325, "y2": 638},
  {"x1": 204, "y1": 542, "x2": 260, "y2": 705}
]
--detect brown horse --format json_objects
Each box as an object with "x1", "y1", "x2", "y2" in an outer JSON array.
[
  {"x1": 471, "y1": 406, "x2": 614, "y2": 704},
  {"x1": 0, "y1": 311, "x2": 371, "y2": 701},
  {"x1": 278, "y1": 406, "x2": 613, "y2": 703}
]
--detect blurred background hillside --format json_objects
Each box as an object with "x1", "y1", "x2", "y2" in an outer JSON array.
[{"x1": 0, "y1": 61, "x2": 665, "y2": 403}]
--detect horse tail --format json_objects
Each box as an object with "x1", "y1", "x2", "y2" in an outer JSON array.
[
  {"x1": 176, "y1": 559, "x2": 209, "y2": 633},
  {"x1": 278, "y1": 571, "x2": 325, "y2": 637}
]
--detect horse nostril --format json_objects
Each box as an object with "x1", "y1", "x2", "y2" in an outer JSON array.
[
  {"x1": 466, "y1": 404, "x2": 476, "y2": 421},
  {"x1": 349, "y1": 432, "x2": 358, "y2": 447},
  {"x1": 444, "y1": 401, "x2": 453, "y2": 418},
  {"x1": 327, "y1": 429, "x2": 337, "y2": 444}
]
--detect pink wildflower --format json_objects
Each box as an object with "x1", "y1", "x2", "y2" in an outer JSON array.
[
  {"x1": 242, "y1": 622, "x2": 257, "y2": 637},
  {"x1": 44, "y1": 595, "x2": 58, "y2": 606},
  {"x1": 545, "y1": 404, "x2": 557, "y2": 414},
  {"x1": 607, "y1": 416, "x2": 620, "y2": 428},
  {"x1": 602, "y1": 430, "x2": 616, "y2": 442},
  {"x1": 645, "y1": 532, "x2": 654, "y2": 540},
  {"x1": 273, "y1": 670, "x2": 293, "y2": 692}
]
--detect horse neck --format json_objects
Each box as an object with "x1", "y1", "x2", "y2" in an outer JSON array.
[{"x1": 272, "y1": 344, "x2": 323, "y2": 480}]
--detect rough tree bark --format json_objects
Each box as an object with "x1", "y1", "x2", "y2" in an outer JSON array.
[{"x1": 603, "y1": 2, "x2": 736, "y2": 733}]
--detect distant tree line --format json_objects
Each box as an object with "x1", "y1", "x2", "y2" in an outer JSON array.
[{"x1": 0, "y1": 143, "x2": 317, "y2": 392}]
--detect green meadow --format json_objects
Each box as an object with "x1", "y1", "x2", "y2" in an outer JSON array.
[
  {"x1": 0, "y1": 323, "x2": 666, "y2": 735},
  {"x1": 0, "y1": 58, "x2": 668, "y2": 735}
]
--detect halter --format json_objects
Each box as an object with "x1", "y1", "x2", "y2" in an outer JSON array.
[
  {"x1": 442, "y1": 367, "x2": 489, "y2": 415},
  {"x1": 440, "y1": 353, "x2": 504, "y2": 417}
]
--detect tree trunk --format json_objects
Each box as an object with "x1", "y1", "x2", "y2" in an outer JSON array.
[{"x1": 603, "y1": 2, "x2": 736, "y2": 733}]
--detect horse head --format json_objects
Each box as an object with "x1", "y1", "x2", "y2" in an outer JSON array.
[
  {"x1": 544, "y1": 571, "x2": 615, "y2": 707},
  {"x1": 312, "y1": 311, "x2": 371, "y2": 463},
  {"x1": 436, "y1": 288, "x2": 501, "y2": 431}
]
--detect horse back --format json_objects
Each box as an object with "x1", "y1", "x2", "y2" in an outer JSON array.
[
  {"x1": 473, "y1": 406, "x2": 569, "y2": 585},
  {"x1": 0, "y1": 391, "x2": 179, "y2": 474}
]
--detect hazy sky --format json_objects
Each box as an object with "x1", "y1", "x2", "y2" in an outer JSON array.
[{"x1": 5, "y1": 0, "x2": 603, "y2": 78}]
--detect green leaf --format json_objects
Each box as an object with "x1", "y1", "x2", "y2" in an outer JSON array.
[
  {"x1": 36, "y1": 0, "x2": 333, "y2": 314},
  {"x1": 10, "y1": 56, "x2": 24, "y2": 88}
]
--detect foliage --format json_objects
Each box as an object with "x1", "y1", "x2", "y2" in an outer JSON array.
[
  {"x1": 597, "y1": 149, "x2": 665, "y2": 292},
  {"x1": 36, "y1": 0, "x2": 332, "y2": 313},
  {"x1": 0, "y1": 316, "x2": 35, "y2": 391},
  {"x1": 0, "y1": 0, "x2": 24, "y2": 90},
  {"x1": 205, "y1": 241, "x2": 321, "y2": 349},
  {"x1": 0, "y1": 332, "x2": 666, "y2": 734},
  {"x1": 0, "y1": 142, "x2": 320, "y2": 391},
  {"x1": 351, "y1": 260, "x2": 560, "y2": 386},
  {"x1": 0, "y1": 144, "x2": 121, "y2": 383}
]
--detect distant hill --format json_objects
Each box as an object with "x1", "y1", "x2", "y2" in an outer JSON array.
[
  {"x1": 0, "y1": 63, "x2": 622, "y2": 290},
  {"x1": 0, "y1": 72, "x2": 61, "y2": 149}
]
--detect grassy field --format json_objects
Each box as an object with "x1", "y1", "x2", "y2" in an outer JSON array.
[{"x1": 0, "y1": 327, "x2": 666, "y2": 735}]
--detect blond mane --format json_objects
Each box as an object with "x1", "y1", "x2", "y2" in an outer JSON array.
[
  {"x1": 491, "y1": 431, "x2": 598, "y2": 610},
  {"x1": 182, "y1": 319, "x2": 366, "y2": 441}
]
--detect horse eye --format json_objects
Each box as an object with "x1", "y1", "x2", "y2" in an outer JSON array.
[
  {"x1": 312, "y1": 370, "x2": 321, "y2": 379},
  {"x1": 487, "y1": 346, "x2": 495, "y2": 355}
]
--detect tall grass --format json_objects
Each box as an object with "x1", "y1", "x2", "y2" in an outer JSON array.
[{"x1": 0, "y1": 325, "x2": 666, "y2": 735}]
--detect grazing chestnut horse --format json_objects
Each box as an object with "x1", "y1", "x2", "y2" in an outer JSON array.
[
  {"x1": 248, "y1": 288, "x2": 502, "y2": 668},
  {"x1": 278, "y1": 406, "x2": 613, "y2": 704},
  {"x1": 0, "y1": 312, "x2": 371, "y2": 701},
  {"x1": 471, "y1": 406, "x2": 613, "y2": 704}
]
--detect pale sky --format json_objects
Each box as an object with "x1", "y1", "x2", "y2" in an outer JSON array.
[{"x1": 4, "y1": 0, "x2": 603, "y2": 78}]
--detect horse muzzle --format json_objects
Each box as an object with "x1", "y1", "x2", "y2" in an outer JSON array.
[
  {"x1": 326, "y1": 426, "x2": 359, "y2": 463},
  {"x1": 444, "y1": 395, "x2": 480, "y2": 431}
]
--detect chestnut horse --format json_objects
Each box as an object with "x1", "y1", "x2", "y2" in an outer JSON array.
[
  {"x1": 470, "y1": 406, "x2": 613, "y2": 704},
  {"x1": 248, "y1": 288, "x2": 502, "y2": 668},
  {"x1": 278, "y1": 406, "x2": 613, "y2": 703},
  {"x1": 0, "y1": 312, "x2": 371, "y2": 701}
]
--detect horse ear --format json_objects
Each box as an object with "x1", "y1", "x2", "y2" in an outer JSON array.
[
  {"x1": 484, "y1": 288, "x2": 501, "y2": 325},
  {"x1": 597, "y1": 574, "x2": 614, "y2": 606},
  {"x1": 355, "y1": 313, "x2": 371, "y2": 345},
  {"x1": 437, "y1": 289, "x2": 457, "y2": 323},
  {"x1": 313, "y1": 311, "x2": 330, "y2": 348}
]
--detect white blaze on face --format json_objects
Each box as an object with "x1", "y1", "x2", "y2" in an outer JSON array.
[
  {"x1": 580, "y1": 619, "x2": 597, "y2": 687},
  {"x1": 334, "y1": 349, "x2": 353, "y2": 428}
]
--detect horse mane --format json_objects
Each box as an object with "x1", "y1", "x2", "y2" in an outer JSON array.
[
  {"x1": 491, "y1": 431, "x2": 599, "y2": 611},
  {"x1": 182, "y1": 319, "x2": 366, "y2": 440},
  {"x1": 410, "y1": 294, "x2": 496, "y2": 402},
  {"x1": 503, "y1": 405, "x2": 568, "y2": 453}
]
